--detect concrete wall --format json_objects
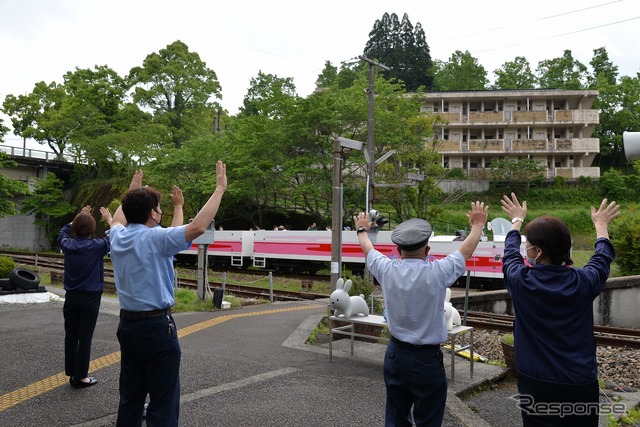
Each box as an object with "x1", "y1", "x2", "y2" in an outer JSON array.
[
  {"x1": 594, "y1": 276, "x2": 640, "y2": 328},
  {"x1": 451, "y1": 275, "x2": 640, "y2": 328},
  {"x1": 0, "y1": 213, "x2": 51, "y2": 251},
  {"x1": 437, "y1": 179, "x2": 490, "y2": 194}
]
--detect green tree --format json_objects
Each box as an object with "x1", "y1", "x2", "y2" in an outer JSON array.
[
  {"x1": 0, "y1": 119, "x2": 29, "y2": 218},
  {"x1": 599, "y1": 168, "x2": 628, "y2": 200},
  {"x1": 61, "y1": 65, "x2": 156, "y2": 178},
  {"x1": 2, "y1": 81, "x2": 71, "y2": 157},
  {"x1": 611, "y1": 206, "x2": 640, "y2": 275},
  {"x1": 20, "y1": 173, "x2": 74, "y2": 241},
  {"x1": 0, "y1": 118, "x2": 7, "y2": 140},
  {"x1": 238, "y1": 71, "x2": 298, "y2": 118},
  {"x1": 588, "y1": 47, "x2": 624, "y2": 169},
  {"x1": 315, "y1": 61, "x2": 339, "y2": 89},
  {"x1": 489, "y1": 158, "x2": 545, "y2": 192},
  {"x1": 492, "y1": 56, "x2": 537, "y2": 89},
  {"x1": 433, "y1": 50, "x2": 488, "y2": 90},
  {"x1": 536, "y1": 50, "x2": 588, "y2": 89},
  {"x1": 598, "y1": 75, "x2": 640, "y2": 168},
  {"x1": 0, "y1": 153, "x2": 30, "y2": 219},
  {"x1": 364, "y1": 12, "x2": 434, "y2": 91},
  {"x1": 588, "y1": 47, "x2": 618, "y2": 88},
  {"x1": 128, "y1": 40, "x2": 222, "y2": 148}
]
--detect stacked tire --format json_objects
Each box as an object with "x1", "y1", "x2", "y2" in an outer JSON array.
[{"x1": 0, "y1": 268, "x2": 41, "y2": 292}]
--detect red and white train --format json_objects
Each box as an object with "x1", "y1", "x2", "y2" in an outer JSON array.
[{"x1": 177, "y1": 223, "x2": 526, "y2": 287}]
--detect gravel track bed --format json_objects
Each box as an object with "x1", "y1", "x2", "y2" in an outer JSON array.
[{"x1": 473, "y1": 329, "x2": 640, "y2": 390}]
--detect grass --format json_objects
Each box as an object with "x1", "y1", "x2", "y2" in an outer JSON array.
[
  {"x1": 175, "y1": 267, "x2": 333, "y2": 294},
  {"x1": 173, "y1": 288, "x2": 245, "y2": 312}
]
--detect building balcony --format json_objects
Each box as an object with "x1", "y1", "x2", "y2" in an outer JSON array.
[
  {"x1": 433, "y1": 138, "x2": 599, "y2": 154},
  {"x1": 425, "y1": 109, "x2": 598, "y2": 125},
  {"x1": 462, "y1": 166, "x2": 599, "y2": 180}
]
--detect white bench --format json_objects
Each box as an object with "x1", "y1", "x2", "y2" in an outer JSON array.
[
  {"x1": 329, "y1": 315, "x2": 388, "y2": 361},
  {"x1": 329, "y1": 315, "x2": 474, "y2": 384}
]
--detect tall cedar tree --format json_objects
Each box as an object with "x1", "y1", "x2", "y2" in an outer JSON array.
[{"x1": 364, "y1": 13, "x2": 434, "y2": 92}]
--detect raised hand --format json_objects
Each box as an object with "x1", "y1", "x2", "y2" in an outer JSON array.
[
  {"x1": 591, "y1": 199, "x2": 620, "y2": 228},
  {"x1": 467, "y1": 201, "x2": 489, "y2": 228},
  {"x1": 501, "y1": 192, "x2": 527, "y2": 221},
  {"x1": 99, "y1": 207, "x2": 112, "y2": 225},
  {"x1": 215, "y1": 161, "x2": 227, "y2": 191},
  {"x1": 171, "y1": 185, "x2": 184, "y2": 208},
  {"x1": 129, "y1": 170, "x2": 144, "y2": 190}
]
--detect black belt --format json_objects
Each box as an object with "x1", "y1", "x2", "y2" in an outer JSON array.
[
  {"x1": 120, "y1": 308, "x2": 171, "y2": 319},
  {"x1": 390, "y1": 335, "x2": 439, "y2": 349}
]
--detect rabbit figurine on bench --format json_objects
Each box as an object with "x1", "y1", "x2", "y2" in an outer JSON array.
[{"x1": 330, "y1": 278, "x2": 369, "y2": 318}]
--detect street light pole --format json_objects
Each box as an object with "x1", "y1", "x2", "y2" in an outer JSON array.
[{"x1": 330, "y1": 138, "x2": 343, "y2": 291}]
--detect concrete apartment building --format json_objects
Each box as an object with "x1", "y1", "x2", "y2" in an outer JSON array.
[{"x1": 420, "y1": 89, "x2": 600, "y2": 179}]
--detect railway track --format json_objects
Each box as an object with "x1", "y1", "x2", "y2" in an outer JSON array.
[
  {"x1": 465, "y1": 311, "x2": 640, "y2": 349},
  {"x1": 2, "y1": 251, "x2": 330, "y2": 302},
  {"x1": 4, "y1": 250, "x2": 640, "y2": 347}
]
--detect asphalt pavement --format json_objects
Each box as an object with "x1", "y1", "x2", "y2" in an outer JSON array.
[{"x1": 0, "y1": 287, "x2": 512, "y2": 426}]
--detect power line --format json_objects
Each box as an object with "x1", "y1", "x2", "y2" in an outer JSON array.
[
  {"x1": 473, "y1": 16, "x2": 640, "y2": 55},
  {"x1": 447, "y1": 0, "x2": 624, "y2": 40}
]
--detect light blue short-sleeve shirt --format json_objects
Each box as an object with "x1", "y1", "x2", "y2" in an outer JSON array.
[
  {"x1": 367, "y1": 249, "x2": 466, "y2": 345},
  {"x1": 110, "y1": 223, "x2": 190, "y2": 311}
]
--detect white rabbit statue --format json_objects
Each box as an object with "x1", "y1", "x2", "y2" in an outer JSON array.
[
  {"x1": 444, "y1": 288, "x2": 462, "y2": 331},
  {"x1": 330, "y1": 278, "x2": 369, "y2": 318}
]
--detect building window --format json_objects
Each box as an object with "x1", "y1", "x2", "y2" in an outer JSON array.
[{"x1": 470, "y1": 162, "x2": 479, "y2": 168}]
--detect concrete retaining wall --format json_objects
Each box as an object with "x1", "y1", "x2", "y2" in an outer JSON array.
[
  {"x1": 451, "y1": 275, "x2": 640, "y2": 328},
  {"x1": 0, "y1": 213, "x2": 50, "y2": 251}
]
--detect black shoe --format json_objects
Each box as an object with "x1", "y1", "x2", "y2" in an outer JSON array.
[{"x1": 71, "y1": 377, "x2": 98, "y2": 388}]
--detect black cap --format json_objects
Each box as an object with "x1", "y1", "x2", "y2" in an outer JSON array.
[{"x1": 391, "y1": 218, "x2": 432, "y2": 251}]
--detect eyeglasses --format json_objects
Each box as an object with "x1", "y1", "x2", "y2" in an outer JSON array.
[{"x1": 526, "y1": 245, "x2": 538, "y2": 253}]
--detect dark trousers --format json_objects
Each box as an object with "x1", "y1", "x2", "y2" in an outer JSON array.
[
  {"x1": 116, "y1": 314, "x2": 181, "y2": 427},
  {"x1": 517, "y1": 375, "x2": 600, "y2": 427},
  {"x1": 63, "y1": 291, "x2": 102, "y2": 379},
  {"x1": 383, "y1": 340, "x2": 447, "y2": 427}
]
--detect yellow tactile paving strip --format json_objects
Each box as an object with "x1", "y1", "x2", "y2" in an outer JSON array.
[{"x1": 0, "y1": 304, "x2": 322, "y2": 412}]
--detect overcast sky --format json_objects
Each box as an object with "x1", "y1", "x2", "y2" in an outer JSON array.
[{"x1": 1, "y1": 0, "x2": 639, "y2": 148}]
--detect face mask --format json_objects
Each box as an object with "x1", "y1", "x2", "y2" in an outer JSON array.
[{"x1": 526, "y1": 245, "x2": 539, "y2": 266}]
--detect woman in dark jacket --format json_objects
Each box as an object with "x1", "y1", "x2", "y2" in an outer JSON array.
[
  {"x1": 57, "y1": 206, "x2": 111, "y2": 388},
  {"x1": 500, "y1": 193, "x2": 619, "y2": 427}
]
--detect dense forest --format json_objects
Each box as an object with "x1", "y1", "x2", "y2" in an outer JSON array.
[{"x1": 1, "y1": 13, "x2": 640, "y2": 273}]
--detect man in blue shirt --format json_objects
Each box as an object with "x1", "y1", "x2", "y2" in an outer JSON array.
[
  {"x1": 354, "y1": 201, "x2": 488, "y2": 427},
  {"x1": 106, "y1": 161, "x2": 227, "y2": 427}
]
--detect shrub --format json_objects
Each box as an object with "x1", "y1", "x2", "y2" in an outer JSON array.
[
  {"x1": 348, "y1": 275, "x2": 383, "y2": 314},
  {"x1": 611, "y1": 206, "x2": 640, "y2": 276},
  {"x1": 0, "y1": 256, "x2": 15, "y2": 278}
]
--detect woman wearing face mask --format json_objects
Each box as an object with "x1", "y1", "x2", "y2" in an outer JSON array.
[{"x1": 500, "y1": 193, "x2": 620, "y2": 427}]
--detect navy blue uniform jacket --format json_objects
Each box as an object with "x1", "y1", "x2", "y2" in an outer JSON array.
[{"x1": 502, "y1": 229, "x2": 615, "y2": 385}]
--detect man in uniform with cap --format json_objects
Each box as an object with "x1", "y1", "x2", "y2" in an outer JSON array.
[{"x1": 353, "y1": 201, "x2": 488, "y2": 427}]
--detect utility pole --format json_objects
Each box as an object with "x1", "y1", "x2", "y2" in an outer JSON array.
[
  {"x1": 358, "y1": 55, "x2": 391, "y2": 212},
  {"x1": 330, "y1": 138, "x2": 343, "y2": 290}
]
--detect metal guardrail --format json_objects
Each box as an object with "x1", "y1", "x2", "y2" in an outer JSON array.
[{"x1": 0, "y1": 145, "x2": 78, "y2": 163}]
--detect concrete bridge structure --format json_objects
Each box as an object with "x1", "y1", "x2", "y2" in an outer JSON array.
[{"x1": 0, "y1": 145, "x2": 76, "y2": 251}]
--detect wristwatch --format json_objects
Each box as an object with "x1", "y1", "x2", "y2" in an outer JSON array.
[
  {"x1": 356, "y1": 226, "x2": 367, "y2": 233},
  {"x1": 511, "y1": 217, "x2": 523, "y2": 224}
]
